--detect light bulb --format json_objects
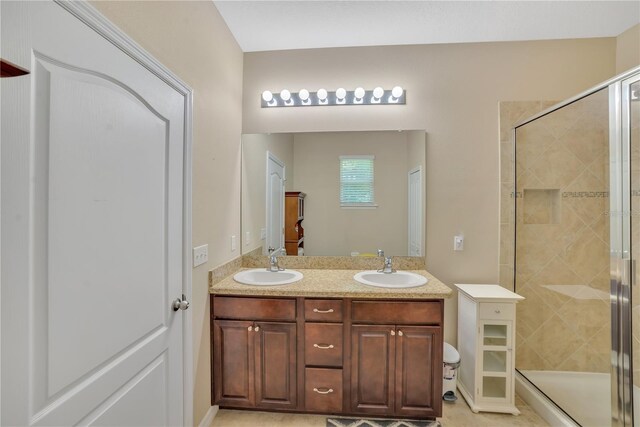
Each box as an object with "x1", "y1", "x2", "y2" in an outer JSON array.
[
  {"x1": 299, "y1": 89, "x2": 310, "y2": 101},
  {"x1": 373, "y1": 87, "x2": 384, "y2": 99},
  {"x1": 317, "y1": 88, "x2": 328, "y2": 101},
  {"x1": 336, "y1": 87, "x2": 347, "y2": 100},
  {"x1": 391, "y1": 86, "x2": 403, "y2": 98},
  {"x1": 280, "y1": 89, "x2": 291, "y2": 101},
  {"x1": 262, "y1": 90, "x2": 273, "y2": 102},
  {"x1": 354, "y1": 87, "x2": 365, "y2": 99}
]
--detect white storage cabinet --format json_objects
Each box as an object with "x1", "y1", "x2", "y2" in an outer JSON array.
[{"x1": 455, "y1": 284, "x2": 524, "y2": 415}]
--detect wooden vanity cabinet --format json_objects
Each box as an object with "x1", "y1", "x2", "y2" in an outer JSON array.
[
  {"x1": 211, "y1": 295, "x2": 443, "y2": 419},
  {"x1": 350, "y1": 301, "x2": 443, "y2": 418},
  {"x1": 212, "y1": 297, "x2": 297, "y2": 410}
]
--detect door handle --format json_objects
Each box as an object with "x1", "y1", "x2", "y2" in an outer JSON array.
[
  {"x1": 172, "y1": 294, "x2": 190, "y2": 311},
  {"x1": 312, "y1": 308, "x2": 334, "y2": 313}
]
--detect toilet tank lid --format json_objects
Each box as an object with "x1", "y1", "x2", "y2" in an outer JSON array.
[{"x1": 443, "y1": 342, "x2": 460, "y2": 363}]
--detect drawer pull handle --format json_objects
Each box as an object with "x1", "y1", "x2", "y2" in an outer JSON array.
[
  {"x1": 313, "y1": 308, "x2": 334, "y2": 313},
  {"x1": 313, "y1": 343, "x2": 334, "y2": 350},
  {"x1": 313, "y1": 387, "x2": 334, "y2": 394}
]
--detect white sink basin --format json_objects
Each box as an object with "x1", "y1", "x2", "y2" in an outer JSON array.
[
  {"x1": 233, "y1": 269, "x2": 303, "y2": 286},
  {"x1": 353, "y1": 270, "x2": 428, "y2": 288}
]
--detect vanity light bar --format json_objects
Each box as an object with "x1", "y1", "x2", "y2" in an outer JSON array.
[{"x1": 260, "y1": 86, "x2": 405, "y2": 108}]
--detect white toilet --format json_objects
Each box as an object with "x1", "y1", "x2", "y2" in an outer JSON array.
[{"x1": 443, "y1": 342, "x2": 460, "y2": 401}]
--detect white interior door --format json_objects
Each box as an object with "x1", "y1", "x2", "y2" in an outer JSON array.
[
  {"x1": 408, "y1": 167, "x2": 423, "y2": 256},
  {"x1": 266, "y1": 152, "x2": 285, "y2": 255},
  {"x1": 1, "y1": 2, "x2": 188, "y2": 426}
]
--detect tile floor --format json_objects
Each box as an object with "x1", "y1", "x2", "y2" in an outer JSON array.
[{"x1": 210, "y1": 395, "x2": 549, "y2": 426}]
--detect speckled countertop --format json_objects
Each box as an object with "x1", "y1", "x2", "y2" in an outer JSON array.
[{"x1": 209, "y1": 268, "x2": 452, "y2": 299}]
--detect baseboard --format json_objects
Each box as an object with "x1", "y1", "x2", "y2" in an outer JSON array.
[
  {"x1": 515, "y1": 372, "x2": 578, "y2": 427},
  {"x1": 197, "y1": 405, "x2": 219, "y2": 427}
]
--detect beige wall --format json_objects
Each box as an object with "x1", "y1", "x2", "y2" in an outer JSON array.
[
  {"x1": 292, "y1": 131, "x2": 412, "y2": 256},
  {"x1": 616, "y1": 24, "x2": 640, "y2": 73},
  {"x1": 242, "y1": 133, "x2": 294, "y2": 254},
  {"x1": 242, "y1": 38, "x2": 616, "y2": 344},
  {"x1": 90, "y1": 1, "x2": 243, "y2": 425}
]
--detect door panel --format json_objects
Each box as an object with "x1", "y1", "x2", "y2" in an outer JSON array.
[
  {"x1": 213, "y1": 320, "x2": 255, "y2": 407},
  {"x1": 408, "y1": 167, "x2": 422, "y2": 256},
  {"x1": 39, "y1": 54, "x2": 169, "y2": 396},
  {"x1": 78, "y1": 353, "x2": 168, "y2": 427},
  {"x1": 266, "y1": 152, "x2": 285, "y2": 255},
  {"x1": 351, "y1": 325, "x2": 395, "y2": 415},
  {"x1": 1, "y1": 2, "x2": 186, "y2": 425},
  {"x1": 395, "y1": 326, "x2": 441, "y2": 417},
  {"x1": 255, "y1": 322, "x2": 297, "y2": 408}
]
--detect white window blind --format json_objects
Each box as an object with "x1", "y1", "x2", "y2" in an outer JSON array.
[{"x1": 339, "y1": 155, "x2": 376, "y2": 207}]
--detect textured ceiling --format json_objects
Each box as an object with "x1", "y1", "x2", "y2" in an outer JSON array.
[{"x1": 214, "y1": 1, "x2": 640, "y2": 52}]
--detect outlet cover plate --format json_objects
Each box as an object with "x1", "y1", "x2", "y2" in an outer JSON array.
[{"x1": 193, "y1": 244, "x2": 208, "y2": 267}]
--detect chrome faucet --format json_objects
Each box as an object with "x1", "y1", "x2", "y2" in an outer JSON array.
[
  {"x1": 377, "y1": 249, "x2": 385, "y2": 257},
  {"x1": 378, "y1": 256, "x2": 396, "y2": 274},
  {"x1": 268, "y1": 254, "x2": 284, "y2": 272}
]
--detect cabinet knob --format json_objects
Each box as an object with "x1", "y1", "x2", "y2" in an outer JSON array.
[
  {"x1": 313, "y1": 308, "x2": 334, "y2": 313},
  {"x1": 313, "y1": 387, "x2": 334, "y2": 394},
  {"x1": 313, "y1": 343, "x2": 334, "y2": 350},
  {"x1": 495, "y1": 310, "x2": 501, "y2": 314},
  {"x1": 398, "y1": 330, "x2": 403, "y2": 336},
  {"x1": 248, "y1": 326, "x2": 253, "y2": 331},
  {"x1": 254, "y1": 326, "x2": 260, "y2": 332},
  {"x1": 390, "y1": 330, "x2": 395, "y2": 336}
]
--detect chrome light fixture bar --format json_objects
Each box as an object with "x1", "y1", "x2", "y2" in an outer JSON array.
[{"x1": 260, "y1": 86, "x2": 405, "y2": 108}]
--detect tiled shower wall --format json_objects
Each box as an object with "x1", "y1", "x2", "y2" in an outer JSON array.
[{"x1": 499, "y1": 90, "x2": 611, "y2": 374}]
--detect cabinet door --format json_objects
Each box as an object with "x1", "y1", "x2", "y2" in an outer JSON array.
[
  {"x1": 255, "y1": 322, "x2": 297, "y2": 409},
  {"x1": 351, "y1": 325, "x2": 395, "y2": 415},
  {"x1": 213, "y1": 320, "x2": 255, "y2": 407},
  {"x1": 479, "y1": 321, "x2": 512, "y2": 402},
  {"x1": 395, "y1": 326, "x2": 442, "y2": 417}
]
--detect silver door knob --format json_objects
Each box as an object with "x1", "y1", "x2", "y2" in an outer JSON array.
[{"x1": 172, "y1": 295, "x2": 190, "y2": 311}]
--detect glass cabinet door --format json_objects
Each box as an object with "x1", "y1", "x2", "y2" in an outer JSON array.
[{"x1": 480, "y1": 322, "x2": 511, "y2": 400}]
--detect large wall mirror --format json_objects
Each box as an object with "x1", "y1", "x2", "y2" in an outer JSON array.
[{"x1": 241, "y1": 130, "x2": 426, "y2": 257}]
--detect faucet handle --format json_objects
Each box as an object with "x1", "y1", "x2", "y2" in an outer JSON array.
[
  {"x1": 377, "y1": 249, "x2": 385, "y2": 257},
  {"x1": 268, "y1": 246, "x2": 275, "y2": 254}
]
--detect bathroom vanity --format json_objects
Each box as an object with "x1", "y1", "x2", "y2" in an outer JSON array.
[{"x1": 209, "y1": 269, "x2": 451, "y2": 419}]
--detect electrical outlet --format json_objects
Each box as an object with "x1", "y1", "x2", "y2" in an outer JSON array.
[
  {"x1": 260, "y1": 228, "x2": 266, "y2": 240},
  {"x1": 193, "y1": 244, "x2": 208, "y2": 267},
  {"x1": 231, "y1": 235, "x2": 237, "y2": 251},
  {"x1": 454, "y1": 235, "x2": 464, "y2": 251},
  {"x1": 245, "y1": 231, "x2": 251, "y2": 245}
]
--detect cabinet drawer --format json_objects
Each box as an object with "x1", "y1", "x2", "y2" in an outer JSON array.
[
  {"x1": 305, "y1": 299, "x2": 343, "y2": 322},
  {"x1": 305, "y1": 368, "x2": 343, "y2": 413},
  {"x1": 213, "y1": 296, "x2": 296, "y2": 321},
  {"x1": 351, "y1": 301, "x2": 441, "y2": 325},
  {"x1": 305, "y1": 323, "x2": 343, "y2": 367},
  {"x1": 479, "y1": 302, "x2": 514, "y2": 320}
]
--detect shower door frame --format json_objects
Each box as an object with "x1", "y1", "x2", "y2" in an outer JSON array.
[{"x1": 513, "y1": 65, "x2": 640, "y2": 427}]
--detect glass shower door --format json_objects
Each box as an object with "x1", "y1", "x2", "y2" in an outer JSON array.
[
  {"x1": 627, "y1": 76, "x2": 640, "y2": 427},
  {"x1": 514, "y1": 87, "x2": 612, "y2": 427}
]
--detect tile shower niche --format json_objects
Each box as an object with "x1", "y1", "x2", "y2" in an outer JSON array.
[{"x1": 522, "y1": 189, "x2": 560, "y2": 225}]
